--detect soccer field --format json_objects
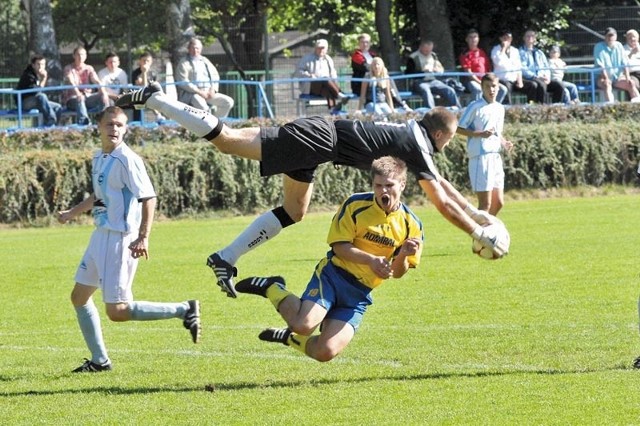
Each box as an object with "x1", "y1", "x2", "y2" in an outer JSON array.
[{"x1": 1, "y1": 194, "x2": 639, "y2": 424}]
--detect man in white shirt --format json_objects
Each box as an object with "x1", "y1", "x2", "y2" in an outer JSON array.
[
  {"x1": 98, "y1": 52, "x2": 128, "y2": 105},
  {"x1": 490, "y1": 30, "x2": 537, "y2": 104},
  {"x1": 176, "y1": 37, "x2": 234, "y2": 117}
]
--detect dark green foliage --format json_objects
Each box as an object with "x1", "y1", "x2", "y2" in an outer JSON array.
[{"x1": 1, "y1": 110, "x2": 639, "y2": 224}]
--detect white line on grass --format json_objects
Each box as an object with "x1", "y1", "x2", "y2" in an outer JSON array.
[{"x1": 0, "y1": 345, "x2": 405, "y2": 367}]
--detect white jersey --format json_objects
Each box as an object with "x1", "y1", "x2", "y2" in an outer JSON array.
[
  {"x1": 91, "y1": 143, "x2": 156, "y2": 233},
  {"x1": 458, "y1": 97, "x2": 505, "y2": 158},
  {"x1": 97, "y1": 67, "x2": 128, "y2": 96}
]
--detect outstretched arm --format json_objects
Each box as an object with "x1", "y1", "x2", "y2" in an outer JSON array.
[{"x1": 419, "y1": 178, "x2": 507, "y2": 257}]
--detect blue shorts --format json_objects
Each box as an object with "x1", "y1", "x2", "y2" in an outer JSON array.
[{"x1": 301, "y1": 259, "x2": 373, "y2": 331}]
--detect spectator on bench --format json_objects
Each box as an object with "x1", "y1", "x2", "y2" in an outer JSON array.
[
  {"x1": 351, "y1": 33, "x2": 377, "y2": 96},
  {"x1": 296, "y1": 38, "x2": 350, "y2": 115},
  {"x1": 594, "y1": 27, "x2": 640, "y2": 103},
  {"x1": 519, "y1": 29, "x2": 565, "y2": 104},
  {"x1": 548, "y1": 46, "x2": 580, "y2": 105},
  {"x1": 406, "y1": 40, "x2": 461, "y2": 110},
  {"x1": 15, "y1": 55, "x2": 62, "y2": 127},
  {"x1": 63, "y1": 46, "x2": 109, "y2": 125},
  {"x1": 459, "y1": 28, "x2": 507, "y2": 103},
  {"x1": 491, "y1": 30, "x2": 537, "y2": 104}
]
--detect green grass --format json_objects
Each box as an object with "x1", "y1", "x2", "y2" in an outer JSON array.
[{"x1": 1, "y1": 195, "x2": 639, "y2": 424}]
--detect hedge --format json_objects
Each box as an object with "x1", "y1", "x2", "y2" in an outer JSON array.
[{"x1": 1, "y1": 109, "x2": 639, "y2": 224}]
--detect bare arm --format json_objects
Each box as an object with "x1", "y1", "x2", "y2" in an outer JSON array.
[
  {"x1": 128, "y1": 196, "x2": 156, "y2": 260},
  {"x1": 418, "y1": 178, "x2": 477, "y2": 234},
  {"x1": 332, "y1": 241, "x2": 392, "y2": 279},
  {"x1": 390, "y1": 238, "x2": 422, "y2": 278},
  {"x1": 57, "y1": 194, "x2": 95, "y2": 223}
]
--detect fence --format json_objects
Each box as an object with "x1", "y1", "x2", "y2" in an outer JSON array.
[{"x1": 0, "y1": 65, "x2": 623, "y2": 131}]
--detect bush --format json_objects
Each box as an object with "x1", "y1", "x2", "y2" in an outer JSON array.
[{"x1": 1, "y1": 110, "x2": 639, "y2": 224}]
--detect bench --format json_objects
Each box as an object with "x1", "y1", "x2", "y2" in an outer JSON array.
[{"x1": 0, "y1": 109, "x2": 43, "y2": 129}]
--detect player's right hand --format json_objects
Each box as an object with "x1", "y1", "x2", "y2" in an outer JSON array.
[{"x1": 472, "y1": 225, "x2": 509, "y2": 258}]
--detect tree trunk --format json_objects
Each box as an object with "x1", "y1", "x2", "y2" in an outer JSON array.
[
  {"x1": 376, "y1": 0, "x2": 401, "y2": 72},
  {"x1": 415, "y1": 0, "x2": 455, "y2": 70},
  {"x1": 27, "y1": 0, "x2": 62, "y2": 83},
  {"x1": 166, "y1": 0, "x2": 195, "y2": 69}
]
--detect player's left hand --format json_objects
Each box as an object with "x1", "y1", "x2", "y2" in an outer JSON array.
[
  {"x1": 128, "y1": 237, "x2": 149, "y2": 260},
  {"x1": 400, "y1": 238, "x2": 421, "y2": 256}
]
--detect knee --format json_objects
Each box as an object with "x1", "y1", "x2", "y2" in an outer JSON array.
[
  {"x1": 312, "y1": 344, "x2": 341, "y2": 362},
  {"x1": 105, "y1": 304, "x2": 130, "y2": 322}
]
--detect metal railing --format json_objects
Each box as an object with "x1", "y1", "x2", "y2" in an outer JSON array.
[{"x1": 0, "y1": 65, "x2": 627, "y2": 131}]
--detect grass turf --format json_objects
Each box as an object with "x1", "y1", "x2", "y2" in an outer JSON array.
[{"x1": 0, "y1": 194, "x2": 639, "y2": 424}]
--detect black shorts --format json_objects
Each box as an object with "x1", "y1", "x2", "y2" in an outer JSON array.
[{"x1": 260, "y1": 116, "x2": 337, "y2": 183}]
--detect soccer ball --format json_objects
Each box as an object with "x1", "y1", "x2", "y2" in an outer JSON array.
[{"x1": 471, "y1": 221, "x2": 510, "y2": 260}]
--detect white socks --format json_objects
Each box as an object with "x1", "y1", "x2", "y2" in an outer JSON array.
[
  {"x1": 146, "y1": 94, "x2": 219, "y2": 138},
  {"x1": 218, "y1": 210, "x2": 283, "y2": 266}
]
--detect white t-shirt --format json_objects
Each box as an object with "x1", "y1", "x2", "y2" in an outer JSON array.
[
  {"x1": 459, "y1": 97, "x2": 505, "y2": 158},
  {"x1": 91, "y1": 143, "x2": 156, "y2": 233},
  {"x1": 98, "y1": 67, "x2": 128, "y2": 96}
]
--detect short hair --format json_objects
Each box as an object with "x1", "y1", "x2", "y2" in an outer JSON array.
[
  {"x1": 481, "y1": 72, "x2": 499, "y2": 85},
  {"x1": 30, "y1": 54, "x2": 45, "y2": 64},
  {"x1": 96, "y1": 106, "x2": 127, "y2": 124},
  {"x1": 466, "y1": 28, "x2": 479, "y2": 37},
  {"x1": 104, "y1": 51, "x2": 118, "y2": 61},
  {"x1": 421, "y1": 107, "x2": 458, "y2": 135},
  {"x1": 139, "y1": 51, "x2": 153, "y2": 60},
  {"x1": 370, "y1": 156, "x2": 407, "y2": 183},
  {"x1": 626, "y1": 29, "x2": 639, "y2": 39},
  {"x1": 358, "y1": 33, "x2": 371, "y2": 42},
  {"x1": 73, "y1": 46, "x2": 86, "y2": 55},
  {"x1": 188, "y1": 37, "x2": 203, "y2": 48}
]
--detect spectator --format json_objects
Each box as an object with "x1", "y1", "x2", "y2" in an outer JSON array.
[
  {"x1": 351, "y1": 33, "x2": 377, "y2": 95},
  {"x1": 63, "y1": 46, "x2": 109, "y2": 125},
  {"x1": 176, "y1": 37, "x2": 234, "y2": 117},
  {"x1": 131, "y1": 52, "x2": 161, "y2": 122},
  {"x1": 98, "y1": 52, "x2": 128, "y2": 105},
  {"x1": 624, "y1": 29, "x2": 640, "y2": 84},
  {"x1": 519, "y1": 29, "x2": 565, "y2": 103},
  {"x1": 296, "y1": 38, "x2": 350, "y2": 114},
  {"x1": 491, "y1": 30, "x2": 537, "y2": 104},
  {"x1": 15, "y1": 55, "x2": 62, "y2": 127},
  {"x1": 405, "y1": 40, "x2": 461, "y2": 109},
  {"x1": 548, "y1": 46, "x2": 580, "y2": 104},
  {"x1": 459, "y1": 28, "x2": 507, "y2": 103},
  {"x1": 456, "y1": 73, "x2": 513, "y2": 216},
  {"x1": 358, "y1": 57, "x2": 410, "y2": 115},
  {"x1": 594, "y1": 27, "x2": 640, "y2": 103}
]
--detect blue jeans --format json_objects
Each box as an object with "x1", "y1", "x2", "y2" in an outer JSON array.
[
  {"x1": 66, "y1": 93, "x2": 105, "y2": 125},
  {"x1": 413, "y1": 79, "x2": 461, "y2": 109},
  {"x1": 559, "y1": 81, "x2": 579, "y2": 103},
  {"x1": 23, "y1": 93, "x2": 61, "y2": 126}
]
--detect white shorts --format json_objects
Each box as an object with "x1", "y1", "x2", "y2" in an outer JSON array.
[
  {"x1": 469, "y1": 153, "x2": 504, "y2": 192},
  {"x1": 74, "y1": 228, "x2": 138, "y2": 304}
]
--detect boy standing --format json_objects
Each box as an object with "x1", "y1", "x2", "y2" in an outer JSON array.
[
  {"x1": 457, "y1": 73, "x2": 513, "y2": 215},
  {"x1": 58, "y1": 106, "x2": 201, "y2": 372}
]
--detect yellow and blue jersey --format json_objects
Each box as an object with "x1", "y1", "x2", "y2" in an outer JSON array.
[{"x1": 326, "y1": 192, "x2": 424, "y2": 288}]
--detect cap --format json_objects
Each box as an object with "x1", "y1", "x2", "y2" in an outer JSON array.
[
  {"x1": 315, "y1": 39, "x2": 328, "y2": 48},
  {"x1": 549, "y1": 45, "x2": 560, "y2": 53},
  {"x1": 605, "y1": 27, "x2": 617, "y2": 36}
]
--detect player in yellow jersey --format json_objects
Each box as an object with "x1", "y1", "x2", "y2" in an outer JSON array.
[{"x1": 234, "y1": 156, "x2": 423, "y2": 362}]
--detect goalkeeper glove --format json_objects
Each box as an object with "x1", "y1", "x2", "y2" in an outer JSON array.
[
  {"x1": 471, "y1": 226, "x2": 509, "y2": 258},
  {"x1": 464, "y1": 204, "x2": 494, "y2": 226}
]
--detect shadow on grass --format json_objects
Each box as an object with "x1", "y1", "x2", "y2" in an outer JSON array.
[{"x1": 0, "y1": 364, "x2": 633, "y2": 397}]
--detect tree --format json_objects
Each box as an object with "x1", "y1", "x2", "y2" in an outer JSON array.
[
  {"x1": 23, "y1": 0, "x2": 62, "y2": 83},
  {"x1": 166, "y1": 0, "x2": 195, "y2": 68},
  {"x1": 415, "y1": 0, "x2": 456, "y2": 69}
]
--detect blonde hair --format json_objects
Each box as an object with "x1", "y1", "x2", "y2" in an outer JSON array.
[
  {"x1": 370, "y1": 156, "x2": 407, "y2": 183},
  {"x1": 370, "y1": 57, "x2": 390, "y2": 88}
]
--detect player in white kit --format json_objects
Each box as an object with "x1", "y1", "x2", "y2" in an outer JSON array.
[{"x1": 58, "y1": 106, "x2": 201, "y2": 373}]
